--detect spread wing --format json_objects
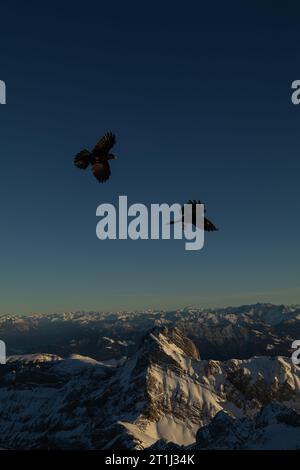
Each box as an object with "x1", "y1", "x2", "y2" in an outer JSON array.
[
  {"x1": 92, "y1": 161, "x2": 111, "y2": 183},
  {"x1": 74, "y1": 150, "x2": 91, "y2": 169},
  {"x1": 204, "y1": 217, "x2": 218, "y2": 231},
  {"x1": 182, "y1": 200, "x2": 206, "y2": 216},
  {"x1": 186, "y1": 200, "x2": 207, "y2": 213},
  {"x1": 93, "y1": 132, "x2": 116, "y2": 157}
]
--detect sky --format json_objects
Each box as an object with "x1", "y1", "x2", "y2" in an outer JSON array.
[{"x1": 0, "y1": 1, "x2": 300, "y2": 314}]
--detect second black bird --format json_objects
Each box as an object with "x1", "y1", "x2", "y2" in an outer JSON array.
[{"x1": 170, "y1": 200, "x2": 218, "y2": 231}]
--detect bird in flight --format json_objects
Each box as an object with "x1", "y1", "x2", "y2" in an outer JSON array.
[
  {"x1": 171, "y1": 200, "x2": 218, "y2": 231},
  {"x1": 74, "y1": 132, "x2": 117, "y2": 183}
]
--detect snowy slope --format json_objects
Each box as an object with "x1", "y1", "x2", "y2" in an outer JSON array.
[{"x1": 7, "y1": 353, "x2": 62, "y2": 364}]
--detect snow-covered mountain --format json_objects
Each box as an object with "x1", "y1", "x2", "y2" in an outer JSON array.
[
  {"x1": 0, "y1": 303, "x2": 299, "y2": 361},
  {"x1": 0, "y1": 326, "x2": 299, "y2": 449}
]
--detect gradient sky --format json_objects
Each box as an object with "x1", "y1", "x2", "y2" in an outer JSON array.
[{"x1": 1, "y1": 1, "x2": 300, "y2": 314}]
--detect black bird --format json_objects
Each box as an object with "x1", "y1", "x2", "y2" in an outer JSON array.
[
  {"x1": 171, "y1": 200, "x2": 218, "y2": 231},
  {"x1": 74, "y1": 132, "x2": 117, "y2": 183}
]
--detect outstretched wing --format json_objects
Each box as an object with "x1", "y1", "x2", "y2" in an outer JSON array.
[
  {"x1": 204, "y1": 217, "x2": 218, "y2": 232},
  {"x1": 93, "y1": 132, "x2": 116, "y2": 157},
  {"x1": 92, "y1": 161, "x2": 111, "y2": 183},
  {"x1": 184, "y1": 200, "x2": 207, "y2": 215},
  {"x1": 74, "y1": 150, "x2": 91, "y2": 169},
  {"x1": 187, "y1": 200, "x2": 207, "y2": 213}
]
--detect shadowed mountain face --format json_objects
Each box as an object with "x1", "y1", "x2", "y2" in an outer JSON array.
[
  {"x1": 0, "y1": 304, "x2": 299, "y2": 361},
  {"x1": 194, "y1": 403, "x2": 300, "y2": 450},
  {"x1": 0, "y1": 326, "x2": 299, "y2": 450}
]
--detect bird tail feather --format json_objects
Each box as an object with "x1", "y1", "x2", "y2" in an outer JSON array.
[{"x1": 74, "y1": 149, "x2": 92, "y2": 170}]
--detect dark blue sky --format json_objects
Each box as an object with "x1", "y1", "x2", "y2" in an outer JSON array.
[{"x1": 1, "y1": 1, "x2": 300, "y2": 314}]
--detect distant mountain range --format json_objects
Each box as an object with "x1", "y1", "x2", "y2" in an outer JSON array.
[
  {"x1": 1, "y1": 303, "x2": 299, "y2": 361},
  {"x1": 0, "y1": 315, "x2": 299, "y2": 449}
]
